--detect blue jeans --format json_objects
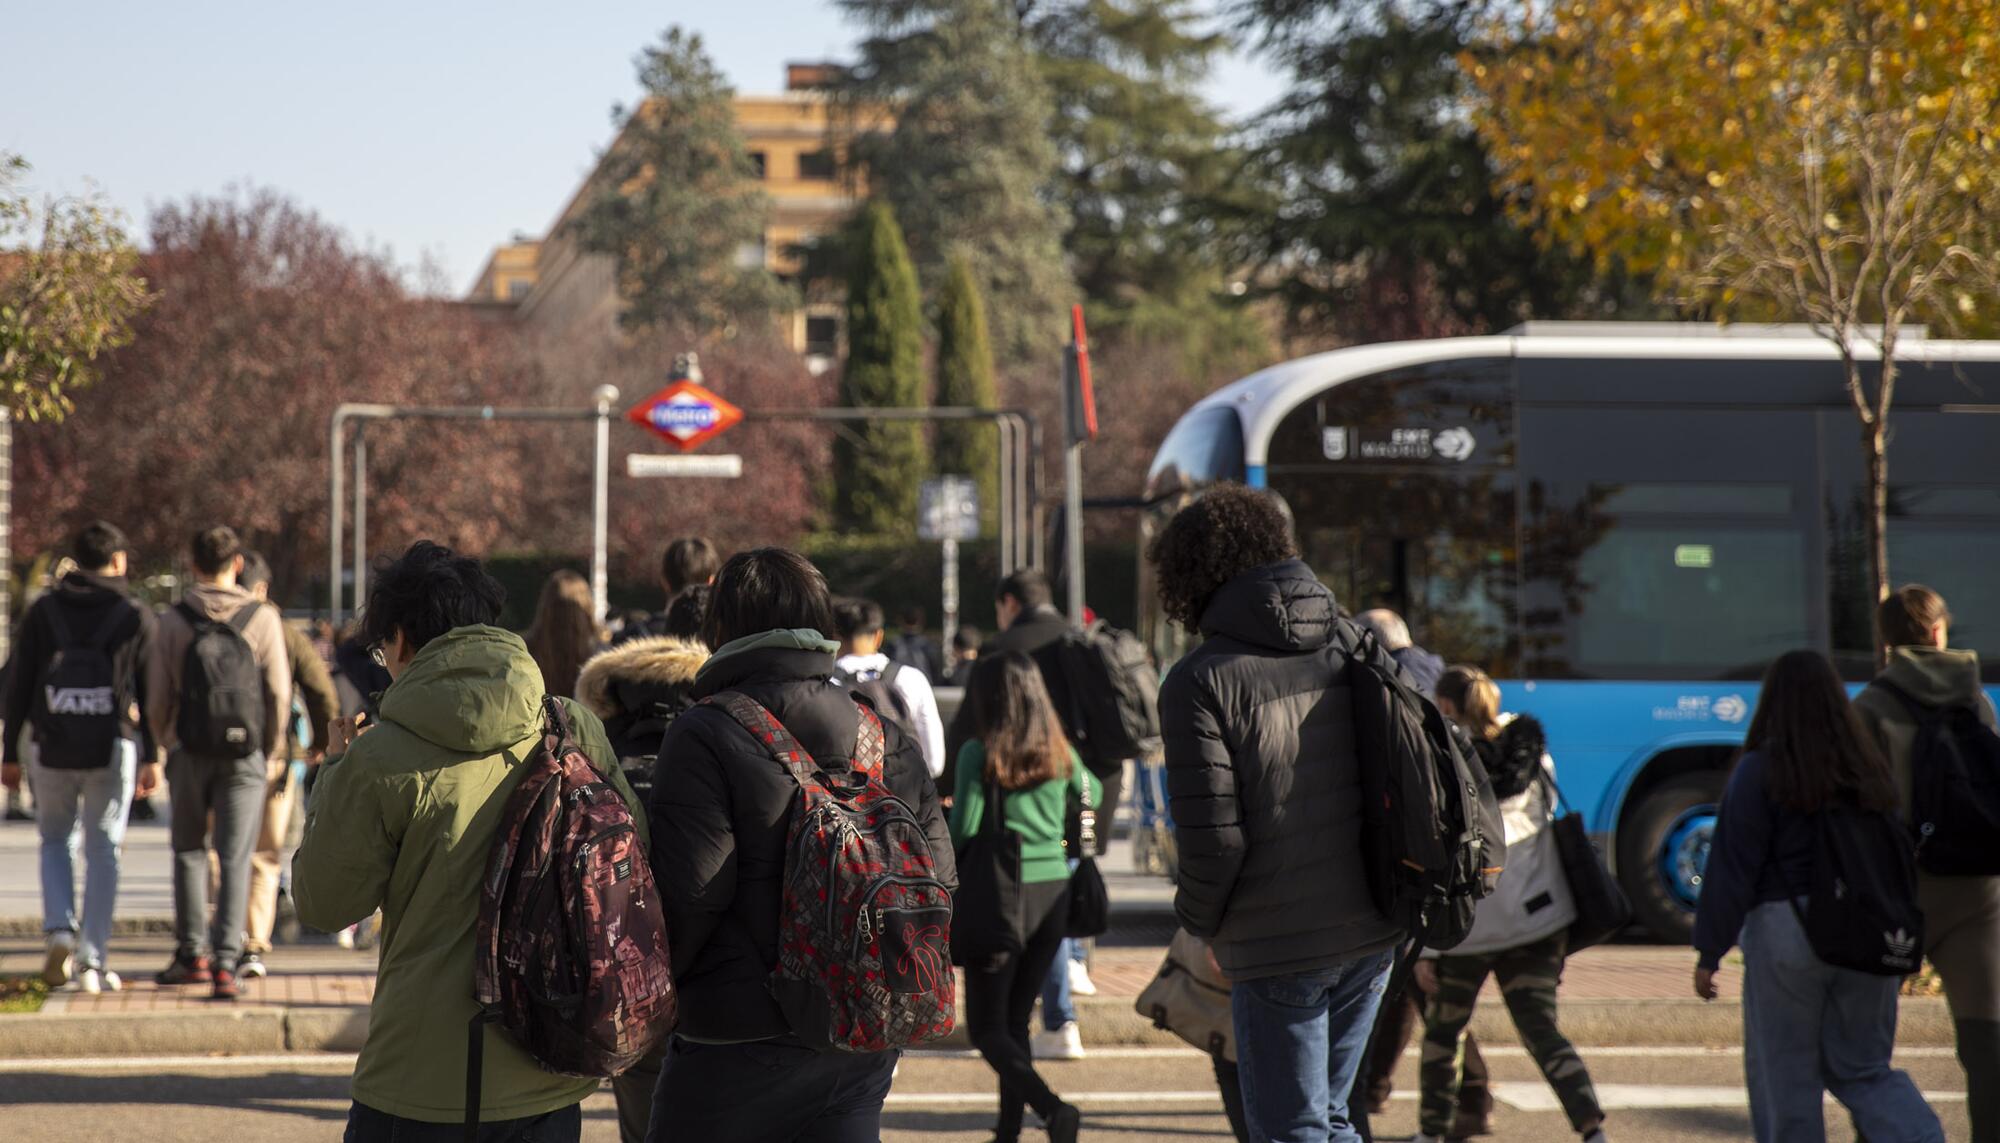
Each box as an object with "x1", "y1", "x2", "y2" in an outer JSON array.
[
  {"x1": 345, "y1": 1099, "x2": 580, "y2": 1142},
  {"x1": 1231, "y1": 947, "x2": 1395, "y2": 1143},
  {"x1": 32, "y1": 739, "x2": 138, "y2": 972},
  {"x1": 647, "y1": 1037, "x2": 898, "y2": 1142},
  {"x1": 1740, "y1": 900, "x2": 1944, "y2": 1143}
]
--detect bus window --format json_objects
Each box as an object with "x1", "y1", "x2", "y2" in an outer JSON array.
[
  {"x1": 1145, "y1": 405, "x2": 1246, "y2": 499},
  {"x1": 1520, "y1": 407, "x2": 1817, "y2": 680},
  {"x1": 1265, "y1": 358, "x2": 1514, "y2": 470}
]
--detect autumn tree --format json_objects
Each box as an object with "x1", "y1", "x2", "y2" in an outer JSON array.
[
  {"x1": 839, "y1": 0, "x2": 1074, "y2": 366},
  {"x1": 833, "y1": 201, "x2": 928, "y2": 534},
  {"x1": 1477, "y1": 0, "x2": 2000, "y2": 608},
  {"x1": 933, "y1": 255, "x2": 999, "y2": 532},
  {"x1": 571, "y1": 27, "x2": 789, "y2": 341},
  {"x1": 12, "y1": 191, "x2": 548, "y2": 602}
]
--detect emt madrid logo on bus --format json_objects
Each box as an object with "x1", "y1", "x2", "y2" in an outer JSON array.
[
  {"x1": 1652, "y1": 694, "x2": 1750, "y2": 724},
  {"x1": 1322, "y1": 426, "x2": 1478, "y2": 463}
]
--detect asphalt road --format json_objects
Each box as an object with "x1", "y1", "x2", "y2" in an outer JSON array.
[{"x1": 0, "y1": 1045, "x2": 1972, "y2": 1141}]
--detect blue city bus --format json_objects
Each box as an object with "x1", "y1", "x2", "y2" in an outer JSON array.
[{"x1": 1139, "y1": 323, "x2": 2000, "y2": 941}]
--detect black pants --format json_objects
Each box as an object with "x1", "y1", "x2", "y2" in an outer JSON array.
[
  {"x1": 1089, "y1": 764, "x2": 1123, "y2": 856},
  {"x1": 1214, "y1": 1055, "x2": 1249, "y2": 1143},
  {"x1": 344, "y1": 1100, "x2": 580, "y2": 1143},
  {"x1": 645, "y1": 1036, "x2": 897, "y2": 1143},
  {"x1": 965, "y1": 878, "x2": 1072, "y2": 1138}
]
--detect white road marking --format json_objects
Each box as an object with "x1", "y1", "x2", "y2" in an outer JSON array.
[
  {"x1": 1492, "y1": 1082, "x2": 1965, "y2": 1111},
  {"x1": 887, "y1": 1090, "x2": 1228, "y2": 1106},
  {"x1": 0, "y1": 1053, "x2": 359, "y2": 1073},
  {"x1": 904, "y1": 1047, "x2": 1205, "y2": 1060}
]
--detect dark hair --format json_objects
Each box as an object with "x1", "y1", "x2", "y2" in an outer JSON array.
[
  {"x1": 968, "y1": 651, "x2": 1072, "y2": 791},
  {"x1": 662, "y1": 584, "x2": 712, "y2": 642},
  {"x1": 523, "y1": 569, "x2": 601, "y2": 699},
  {"x1": 953, "y1": 625, "x2": 983, "y2": 654},
  {"x1": 996, "y1": 568, "x2": 1052, "y2": 610},
  {"x1": 662, "y1": 537, "x2": 721, "y2": 595},
  {"x1": 833, "y1": 598, "x2": 886, "y2": 641},
  {"x1": 1744, "y1": 649, "x2": 1896, "y2": 813},
  {"x1": 1878, "y1": 584, "x2": 1950, "y2": 649},
  {"x1": 238, "y1": 551, "x2": 273, "y2": 592},
  {"x1": 701, "y1": 547, "x2": 833, "y2": 650},
  {"x1": 1146, "y1": 484, "x2": 1299, "y2": 629},
  {"x1": 190, "y1": 526, "x2": 242, "y2": 576},
  {"x1": 898, "y1": 604, "x2": 925, "y2": 628},
  {"x1": 72, "y1": 521, "x2": 128, "y2": 571},
  {"x1": 360, "y1": 540, "x2": 507, "y2": 653}
]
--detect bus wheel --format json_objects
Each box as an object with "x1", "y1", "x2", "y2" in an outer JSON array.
[{"x1": 1616, "y1": 771, "x2": 1726, "y2": 944}]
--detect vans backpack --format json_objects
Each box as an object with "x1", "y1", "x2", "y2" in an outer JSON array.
[
  {"x1": 30, "y1": 602, "x2": 133, "y2": 768},
  {"x1": 833, "y1": 661, "x2": 917, "y2": 737},
  {"x1": 1792, "y1": 801, "x2": 1924, "y2": 976},
  {"x1": 175, "y1": 602, "x2": 266, "y2": 759},
  {"x1": 1874, "y1": 680, "x2": 2000, "y2": 875},
  {"x1": 706, "y1": 691, "x2": 956, "y2": 1053},
  {"x1": 1333, "y1": 619, "x2": 1504, "y2": 951},
  {"x1": 1056, "y1": 621, "x2": 1163, "y2": 771},
  {"x1": 469, "y1": 696, "x2": 675, "y2": 1134}
]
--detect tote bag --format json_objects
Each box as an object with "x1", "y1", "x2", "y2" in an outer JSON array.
[
  {"x1": 951, "y1": 778, "x2": 1027, "y2": 967},
  {"x1": 1541, "y1": 772, "x2": 1633, "y2": 951}
]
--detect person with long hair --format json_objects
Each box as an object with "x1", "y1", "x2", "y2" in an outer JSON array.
[
  {"x1": 1412, "y1": 667, "x2": 1602, "y2": 1143},
  {"x1": 523, "y1": 569, "x2": 604, "y2": 700},
  {"x1": 951, "y1": 650, "x2": 1096, "y2": 1143},
  {"x1": 1694, "y1": 650, "x2": 1943, "y2": 1142},
  {"x1": 1854, "y1": 586, "x2": 2000, "y2": 1142}
]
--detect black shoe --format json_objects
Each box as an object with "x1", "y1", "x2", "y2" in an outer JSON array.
[
  {"x1": 238, "y1": 952, "x2": 267, "y2": 979},
  {"x1": 211, "y1": 968, "x2": 240, "y2": 1001},
  {"x1": 1046, "y1": 1103, "x2": 1081, "y2": 1143},
  {"x1": 156, "y1": 954, "x2": 212, "y2": 986}
]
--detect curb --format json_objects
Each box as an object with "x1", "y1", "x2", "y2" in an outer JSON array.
[
  {"x1": 0, "y1": 994, "x2": 1957, "y2": 1059},
  {"x1": 0, "y1": 917, "x2": 177, "y2": 939}
]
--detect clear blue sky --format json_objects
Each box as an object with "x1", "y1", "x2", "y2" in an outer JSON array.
[{"x1": 2, "y1": 1, "x2": 1285, "y2": 296}]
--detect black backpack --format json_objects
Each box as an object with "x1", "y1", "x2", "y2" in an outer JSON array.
[
  {"x1": 29, "y1": 602, "x2": 133, "y2": 768},
  {"x1": 1874, "y1": 680, "x2": 2000, "y2": 875},
  {"x1": 833, "y1": 661, "x2": 917, "y2": 735},
  {"x1": 1056, "y1": 621, "x2": 1162, "y2": 772},
  {"x1": 1792, "y1": 801, "x2": 1924, "y2": 976},
  {"x1": 1333, "y1": 620, "x2": 1504, "y2": 951},
  {"x1": 175, "y1": 602, "x2": 267, "y2": 759}
]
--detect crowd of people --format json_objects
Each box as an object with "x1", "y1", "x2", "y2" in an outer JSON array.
[{"x1": 5, "y1": 483, "x2": 1998, "y2": 1143}]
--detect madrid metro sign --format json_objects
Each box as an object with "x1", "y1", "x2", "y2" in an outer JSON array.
[{"x1": 626, "y1": 379, "x2": 743, "y2": 451}]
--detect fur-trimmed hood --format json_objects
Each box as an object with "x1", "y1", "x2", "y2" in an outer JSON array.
[{"x1": 576, "y1": 636, "x2": 710, "y2": 720}]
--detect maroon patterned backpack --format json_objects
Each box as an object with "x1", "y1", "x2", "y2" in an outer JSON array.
[
  {"x1": 707, "y1": 691, "x2": 956, "y2": 1052},
  {"x1": 467, "y1": 696, "x2": 675, "y2": 1135}
]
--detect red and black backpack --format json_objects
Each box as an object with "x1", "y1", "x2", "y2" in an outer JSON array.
[{"x1": 706, "y1": 690, "x2": 956, "y2": 1052}]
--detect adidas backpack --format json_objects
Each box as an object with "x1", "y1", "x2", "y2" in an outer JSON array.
[
  {"x1": 175, "y1": 602, "x2": 266, "y2": 759},
  {"x1": 1334, "y1": 619, "x2": 1504, "y2": 951},
  {"x1": 30, "y1": 602, "x2": 134, "y2": 768},
  {"x1": 469, "y1": 696, "x2": 675, "y2": 1132},
  {"x1": 706, "y1": 691, "x2": 956, "y2": 1052}
]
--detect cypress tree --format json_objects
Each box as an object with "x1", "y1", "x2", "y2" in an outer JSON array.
[
  {"x1": 835, "y1": 200, "x2": 928, "y2": 534},
  {"x1": 933, "y1": 254, "x2": 999, "y2": 534}
]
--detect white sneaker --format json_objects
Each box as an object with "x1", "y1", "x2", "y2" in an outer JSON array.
[
  {"x1": 1582, "y1": 1129, "x2": 1609, "y2": 1143},
  {"x1": 1031, "y1": 1021, "x2": 1086, "y2": 1060},
  {"x1": 42, "y1": 932, "x2": 75, "y2": 988},
  {"x1": 335, "y1": 924, "x2": 357, "y2": 950},
  {"x1": 77, "y1": 968, "x2": 122, "y2": 994},
  {"x1": 1067, "y1": 958, "x2": 1098, "y2": 997}
]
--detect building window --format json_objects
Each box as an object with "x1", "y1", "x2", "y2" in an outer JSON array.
[
  {"x1": 798, "y1": 149, "x2": 837, "y2": 180},
  {"x1": 505, "y1": 278, "x2": 532, "y2": 300},
  {"x1": 805, "y1": 314, "x2": 840, "y2": 358},
  {"x1": 748, "y1": 151, "x2": 767, "y2": 179}
]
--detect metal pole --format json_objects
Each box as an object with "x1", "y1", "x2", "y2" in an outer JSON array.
[
  {"x1": 996, "y1": 417, "x2": 1014, "y2": 573},
  {"x1": 1064, "y1": 442, "x2": 1085, "y2": 626},
  {"x1": 352, "y1": 428, "x2": 368, "y2": 614},
  {"x1": 941, "y1": 536, "x2": 960, "y2": 659},
  {"x1": 591, "y1": 385, "x2": 619, "y2": 625},
  {"x1": 0, "y1": 408, "x2": 11, "y2": 666},
  {"x1": 329, "y1": 412, "x2": 344, "y2": 627}
]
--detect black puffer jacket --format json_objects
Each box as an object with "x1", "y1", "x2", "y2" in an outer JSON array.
[
  {"x1": 1160, "y1": 560, "x2": 1401, "y2": 980},
  {"x1": 574, "y1": 635, "x2": 709, "y2": 805},
  {"x1": 649, "y1": 631, "x2": 955, "y2": 1043}
]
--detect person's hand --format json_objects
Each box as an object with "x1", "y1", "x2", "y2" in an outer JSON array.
[
  {"x1": 1694, "y1": 965, "x2": 1719, "y2": 1001},
  {"x1": 1414, "y1": 958, "x2": 1440, "y2": 995},
  {"x1": 306, "y1": 749, "x2": 327, "y2": 767},
  {"x1": 327, "y1": 713, "x2": 371, "y2": 758},
  {"x1": 1, "y1": 761, "x2": 18, "y2": 791},
  {"x1": 136, "y1": 762, "x2": 163, "y2": 799},
  {"x1": 1203, "y1": 944, "x2": 1229, "y2": 984}
]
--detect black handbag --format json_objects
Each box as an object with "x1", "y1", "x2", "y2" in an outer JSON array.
[
  {"x1": 1067, "y1": 768, "x2": 1111, "y2": 938},
  {"x1": 951, "y1": 778, "x2": 1026, "y2": 967},
  {"x1": 1541, "y1": 772, "x2": 1632, "y2": 951}
]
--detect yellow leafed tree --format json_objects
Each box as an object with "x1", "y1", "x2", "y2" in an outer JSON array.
[{"x1": 1472, "y1": 0, "x2": 2000, "y2": 613}]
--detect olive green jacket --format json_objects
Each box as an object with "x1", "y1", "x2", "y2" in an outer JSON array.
[{"x1": 294, "y1": 625, "x2": 646, "y2": 1122}]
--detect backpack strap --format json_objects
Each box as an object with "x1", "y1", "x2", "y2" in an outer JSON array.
[
  {"x1": 853, "y1": 702, "x2": 885, "y2": 783},
  {"x1": 226, "y1": 603, "x2": 261, "y2": 634},
  {"x1": 707, "y1": 691, "x2": 821, "y2": 788}
]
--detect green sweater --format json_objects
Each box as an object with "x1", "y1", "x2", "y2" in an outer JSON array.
[
  {"x1": 295, "y1": 626, "x2": 645, "y2": 1123},
  {"x1": 949, "y1": 740, "x2": 1099, "y2": 884}
]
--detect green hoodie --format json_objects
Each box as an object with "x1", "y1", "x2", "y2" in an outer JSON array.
[{"x1": 293, "y1": 625, "x2": 645, "y2": 1123}]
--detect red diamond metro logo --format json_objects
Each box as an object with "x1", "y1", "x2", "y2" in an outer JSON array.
[{"x1": 626, "y1": 380, "x2": 743, "y2": 452}]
